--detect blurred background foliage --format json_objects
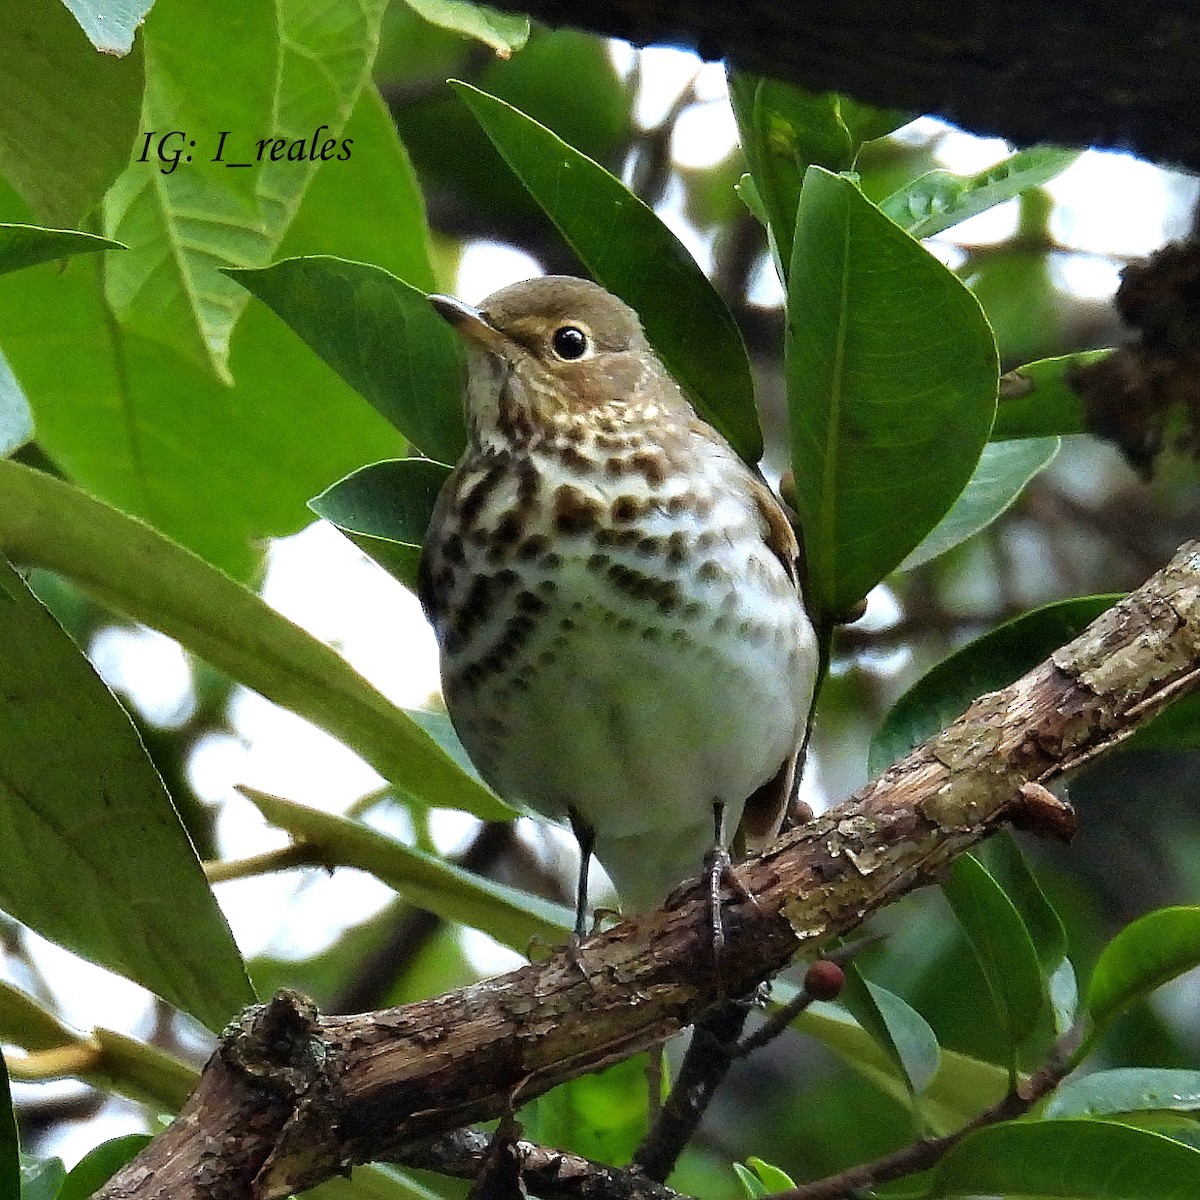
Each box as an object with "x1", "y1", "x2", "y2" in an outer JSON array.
[{"x1": 3, "y1": 1, "x2": 1200, "y2": 1196}]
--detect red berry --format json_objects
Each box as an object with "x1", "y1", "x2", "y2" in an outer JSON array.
[{"x1": 804, "y1": 959, "x2": 845, "y2": 1001}]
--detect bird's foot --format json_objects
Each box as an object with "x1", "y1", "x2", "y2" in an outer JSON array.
[
  {"x1": 564, "y1": 906, "x2": 622, "y2": 981},
  {"x1": 704, "y1": 845, "x2": 759, "y2": 958}
]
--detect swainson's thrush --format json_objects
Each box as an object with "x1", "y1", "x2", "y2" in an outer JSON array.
[{"x1": 419, "y1": 277, "x2": 819, "y2": 942}]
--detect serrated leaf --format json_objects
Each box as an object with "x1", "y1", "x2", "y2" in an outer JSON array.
[
  {"x1": 0, "y1": 459, "x2": 510, "y2": 822},
  {"x1": 943, "y1": 854, "x2": 1045, "y2": 1064},
  {"x1": 869, "y1": 596, "x2": 1117, "y2": 775},
  {"x1": 787, "y1": 167, "x2": 998, "y2": 619},
  {"x1": 1087, "y1": 907, "x2": 1200, "y2": 1044},
  {"x1": 926, "y1": 1118, "x2": 1200, "y2": 1198},
  {"x1": 242, "y1": 787, "x2": 569, "y2": 951},
  {"x1": 103, "y1": 0, "x2": 388, "y2": 379},
  {"x1": 403, "y1": 0, "x2": 528, "y2": 55},
  {"x1": 0, "y1": 225, "x2": 125, "y2": 277},
  {"x1": 0, "y1": 555, "x2": 253, "y2": 1030},
  {"x1": 1047, "y1": 1069, "x2": 1200, "y2": 1120},
  {"x1": 60, "y1": 0, "x2": 154, "y2": 54},
  {"x1": 310, "y1": 458, "x2": 453, "y2": 592},
  {"x1": 993, "y1": 350, "x2": 1109, "y2": 439},
  {"x1": 55, "y1": 1135, "x2": 152, "y2": 1200},
  {"x1": 0, "y1": 0, "x2": 143, "y2": 227},
  {"x1": 230, "y1": 257, "x2": 467, "y2": 465},
  {"x1": 899, "y1": 436, "x2": 1059, "y2": 571},
  {"x1": 881, "y1": 146, "x2": 1081, "y2": 240},
  {"x1": 452, "y1": 80, "x2": 762, "y2": 464}
]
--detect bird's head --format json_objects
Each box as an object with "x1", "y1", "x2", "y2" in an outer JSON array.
[{"x1": 430, "y1": 276, "x2": 684, "y2": 447}]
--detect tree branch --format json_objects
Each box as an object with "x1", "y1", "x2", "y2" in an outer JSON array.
[
  {"x1": 482, "y1": 1, "x2": 1200, "y2": 173},
  {"x1": 96, "y1": 541, "x2": 1200, "y2": 1200}
]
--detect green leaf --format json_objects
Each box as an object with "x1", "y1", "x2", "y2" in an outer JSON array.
[
  {"x1": 734, "y1": 1158, "x2": 796, "y2": 1197},
  {"x1": 867, "y1": 981, "x2": 941, "y2": 1097},
  {"x1": 55, "y1": 1135, "x2": 152, "y2": 1200},
  {"x1": 0, "y1": 0, "x2": 143, "y2": 227},
  {"x1": 103, "y1": 0, "x2": 387, "y2": 379},
  {"x1": 523, "y1": 1053, "x2": 653, "y2": 1165},
  {"x1": 728, "y1": 73, "x2": 908, "y2": 272},
  {"x1": 403, "y1": 0, "x2": 529, "y2": 55},
  {"x1": 787, "y1": 167, "x2": 998, "y2": 619},
  {"x1": 1, "y1": 87, "x2": 426, "y2": 580},
  {"x1": 0, "y1": 460, "x2": 511, "y2": 822},
  {"x1": 0, "y1": 352, "x2": 32, "y2": 458},
  {"x1": 70, "y1": 1027, "x2": 198, "y2": 1113},
  {"x1": 1047, "y1": 1069, "x2": 1200, "y2": 1120},
  {"x1": 838, "y1": 966, "x2": 939, "y2": 1098},
  {"x1": 17, "y1": 1156, "x2": 64, "y2": 1200},
  {"x1": 1, "y1": 1049, "x2": 16, "y2": 1200},
  {"x1": 926, "y1": 1118, "x2": 1200, "y2": 1198},
  {"x1": 451, "y1": 80, "x2": 763, "y2": 464},
  {"x1": 1049, "y1": 957, "x2": 1081, "y2": 1039},
  {"x1": 869, "y1": 596, "x2": 1117, "y2": 775},
  {"x1": 305, "y1": 1164, "x2": 447, "y2": 1199},
  {"x1": 1127, "y1": 693, "x2": 1200, "y2": 751},
  {"x1": 1087, "y1": 907, "x2": 1200, "y2": 1043},
  {"x1": 0, "y1": 981, "x2": 79, "y2": 1053},
  {"x1": 785, "y1": 989, "x2": 1010, "y2": 1133},
  {"x1": 982, "y1": 832, "x2": 1068, "y2": 971},
  {"x1": 0, "y1": 225, "x2": 125, "y2": 277},
  {"x1": 735, "y1": 172, "x2": 768, "y2": 226},
  {"x1": 0, "y1": 555, "x2": 253, "y2": 1030},
  {"x1": 982, "y1": 833, "x2": 1077, "y2": 1038},
  {"x1": 229, "y1": 257, "x2": 467, "y2": 465},
  {"x1": 993, "y1": 350, "x2": 1109, "y2": 439},
  {"x1": 60, "y1": 0, "x2": 154, "y2": 54},
  {"x1": 881, "y1": 146, "x2": 1081, "y2": 240},
  {"x1": 732, "y1": 1162, "x2": 769, "y2": 1198},
  {"x1": 942, "y1": 854, "x2": 1045, "y2": 1063},
  {"x1": 241, "y1": 787, "x2": 570, "y2": 951},
  {"x1": 899, "y1": 437, "x2": 1059, "y2": 571},
  {"x1": 310, "y1": 459, "x2": 453, "y2": 593}
]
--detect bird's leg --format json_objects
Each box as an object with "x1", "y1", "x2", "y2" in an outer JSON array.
[
  {"x1": 567, "y1": 807, "x2": 596, "y2": 941},
  {"x1": 705, "y1": 800, "x2": 758, "y2": 956}
]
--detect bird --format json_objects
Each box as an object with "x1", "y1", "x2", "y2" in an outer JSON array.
[{"x1": 417, "y1": 276, "x2": 819, "y2": 946}]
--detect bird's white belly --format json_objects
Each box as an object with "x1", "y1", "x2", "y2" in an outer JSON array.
[{"x1": 447, "y1": 563, "x2": 815, "y2": 908}]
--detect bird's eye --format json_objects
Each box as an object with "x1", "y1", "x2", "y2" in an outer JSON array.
[{"x1": 551, "y1": 325, "x2": 590, "y2": 361}]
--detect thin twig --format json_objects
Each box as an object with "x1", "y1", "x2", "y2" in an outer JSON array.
[
  {"x1": 632, "y1": 995, "x2": 756, "y2": 1181},
  {"x1": 771, "y1": 1027, "x2": 1082, "y2": 1200},
  {"x1": 735, "y1": 936, "x2": 882, "y2": 1060},
  {"x1": 203, "y1": 841, "x2": 322, "y2": 884}
]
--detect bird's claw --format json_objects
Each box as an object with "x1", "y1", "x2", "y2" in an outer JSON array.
[{"x1": 704, "y1": 846, "x2": 757, "y2": 959}]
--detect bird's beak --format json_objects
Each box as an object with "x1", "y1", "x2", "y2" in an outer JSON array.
[{"x1": 428, "y1": 294, "x2": 511, "y2": 356}]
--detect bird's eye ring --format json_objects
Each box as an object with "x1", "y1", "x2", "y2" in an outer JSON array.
[{"x1": 551, "y1": 325, "x2": 590, "y2": 361}]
